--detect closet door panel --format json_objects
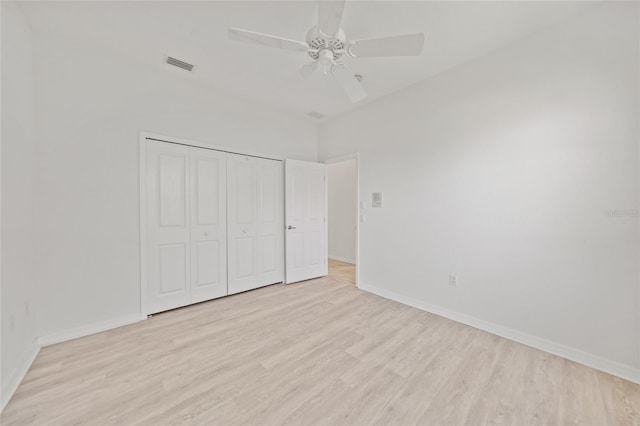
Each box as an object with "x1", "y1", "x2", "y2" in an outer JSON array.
[
  {"x1": 158, "y1": 244, "x2": 187, "y2": 295},
  {"x1": 227, "y1": 154, "x2": 258, "y2": 294},
  {"x1": 190, "y1": 147, "x2": 227, "y2": 303},
  {"x1": 257, "y1": 158, "x2": 284, "y2": 286},
  {"x1": 236, "y1": 237, "x2": 256, "y2": 278},
  {"x1": 146, "y1": 141, "x2": 191, "y2": 314},
  {"x1": 194, "y1": 241, "x2": 220, "y2": 284}
]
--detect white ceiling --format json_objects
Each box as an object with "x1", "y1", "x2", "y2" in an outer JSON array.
[{"x1": 19, "y1": 1, "x2": 594, "y2": 121}]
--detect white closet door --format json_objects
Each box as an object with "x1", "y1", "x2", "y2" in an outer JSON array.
[
  {"x1": 284, "y1": 159, "x2": 327, "y2": 283},
  {"x1": 146, "y1": 141, "x2": 191, "y2": 314},
  {"x1": 257, "y1": 158, "x2": 284, "y2": 286},
  {"x1": 227, "y1": 154, "x2": 259, "y2": 294},
  {"x1": 189, "y1": 147, "x2": 227, "y2": 303}
]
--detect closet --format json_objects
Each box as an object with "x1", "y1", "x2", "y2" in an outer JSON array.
[{"x1": 144, "y1": 140, "x2": 283, "y2": 315}]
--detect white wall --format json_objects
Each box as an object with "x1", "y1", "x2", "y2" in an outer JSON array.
[
  {"x1": 328, "y1": 160, "x2": 357, "y2": 264},
  {"x1": 31, "y1": 31, "x2": 317, "y2": 339},
  {"x1": 318, "y1": 3, "x2": 639, "y2": 381},
  {"x1": 1, "y1": 2, "x2": 40, "y2": 409}
]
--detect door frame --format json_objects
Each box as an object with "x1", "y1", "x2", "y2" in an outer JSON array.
[
  {"x1": 324, "y1": 153, "x2": 360, "y2": 287},
  {"x1": 139, "y1": 131, "x2": 283, "y2": 317}
]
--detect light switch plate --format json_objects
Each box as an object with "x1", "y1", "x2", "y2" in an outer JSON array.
[{"x1": 372, "y1": 192, "x2": 383, "y2": 207}]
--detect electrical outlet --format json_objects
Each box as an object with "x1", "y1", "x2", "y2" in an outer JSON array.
[{"x1": 449, "y1": 274, "x2": 458, "y2": 287}]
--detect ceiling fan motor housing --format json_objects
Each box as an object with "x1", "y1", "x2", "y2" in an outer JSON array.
[{"x1": 306, "y1": 26, "x2": 346, "y2": 61}]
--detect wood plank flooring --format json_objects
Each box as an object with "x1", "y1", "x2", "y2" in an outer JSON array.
[
  {"x1": 2, "y1": 277, "x2": 639, "y2": 425},
  {"x1": 328, "y1": 258, "x2": 356, "y2": 285}
]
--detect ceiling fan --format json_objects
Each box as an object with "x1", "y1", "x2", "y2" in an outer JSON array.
[{"x1": 227, "y1": 0, "x2": 425, "y2": 103}]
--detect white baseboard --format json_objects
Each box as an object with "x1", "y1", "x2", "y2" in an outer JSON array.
[
  {"x1": 328, "y1": 255, "x2": 355, "y2": 264},
  {"x1": 357, "y1": 282, "x2": 640, "y2": 385},
  {"x1": 37, "y1": 313, "x2": 146, "y2": 347},
  {"x1": 1, "y1": 343, "x2": 40, "y2": 412}
]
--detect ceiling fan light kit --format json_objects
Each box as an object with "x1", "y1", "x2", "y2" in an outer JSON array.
[{"x1": 227, "y1": 0, "x2": 425, "y2": 103}]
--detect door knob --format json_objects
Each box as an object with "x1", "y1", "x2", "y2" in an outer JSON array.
[{"x1": 287, "y1": 225, "x2": 296, "y2": 230}]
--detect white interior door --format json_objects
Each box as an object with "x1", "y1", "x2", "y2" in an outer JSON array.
[
  {"x1": 227, "y1": 154, "x2": 259, "y2": 294},
  {"x1": 257, "y1": 158, "x2": 284, "y2": 286},
  {"x1": 285, "y1": 159, "x2": 327, "y2": 283},
  {"x1": 189, "y1": 147, "x2": 227, "y2": 303},
  {"x1": 146, "y1": 141, "x2": 191, "y2": 313}
]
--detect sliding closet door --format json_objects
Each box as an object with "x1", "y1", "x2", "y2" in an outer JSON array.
[
  {"x1": 146, "y1": 141, "x2": 191, "y2": 314},
  {"x1": 189, "y1": 147, "x2": 227, "y2": 303},
  {"x1": 227, "y1": 154, "x2": 259, "y2": 294},
  {"x1": 257, "y1": 158, "x2": 284, "y2": 286}
]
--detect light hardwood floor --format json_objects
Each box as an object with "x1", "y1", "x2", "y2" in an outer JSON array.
[
  {"x1": 2, "y1": 277, "x2": 639, "y2": 425},
  {"x1": 328, "y1": 258, "x2": 356, "y2": 285}
]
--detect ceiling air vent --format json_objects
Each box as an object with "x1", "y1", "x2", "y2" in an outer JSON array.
[
  {"x1": 165, "y1": 56, "x2": 194, "y2": 72},
  {"x1": 307, "y1": 111, "x2": 325, "y2": 119}
]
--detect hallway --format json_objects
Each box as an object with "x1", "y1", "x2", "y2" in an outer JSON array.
[{"x1": 328, "y1": 259, "x2": 356, "y2": 285}]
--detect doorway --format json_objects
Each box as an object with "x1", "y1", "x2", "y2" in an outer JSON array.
[{"x1": 325, "y1": 154, "x2": 359, "y2": 285}]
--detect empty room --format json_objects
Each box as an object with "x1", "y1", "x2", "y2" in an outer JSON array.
[{"x1": 1, "y1": 0, "x2": 639, "y2": 425}]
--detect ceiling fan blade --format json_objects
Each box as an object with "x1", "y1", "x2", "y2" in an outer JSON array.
[
  {"x1": 317, "y1": 0, "x2": 345, "y2": 38},
  {"x1": 278, "y1": 62, "x2": 318, "y2": 92},
  {"x1": 299, "y1": 62, "x2": 318, "y2": 80},
  {"x1": 332, "y1": 65, "x2": 366, "y2": 103},
  {"x1": 348, "y1": 33, "x2": 425, "y2": 57},
  {"x1": 228, "y1": 27, "x2": 308, "y2": 52}
]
